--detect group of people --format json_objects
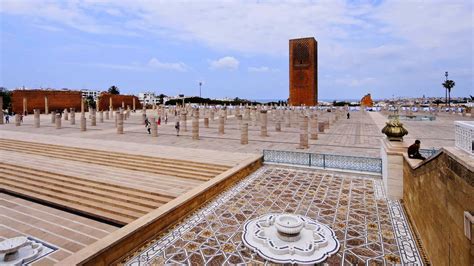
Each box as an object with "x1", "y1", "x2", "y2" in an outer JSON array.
[{"x1": 144, "y1": 115, "x2": 168, "y2": 134}]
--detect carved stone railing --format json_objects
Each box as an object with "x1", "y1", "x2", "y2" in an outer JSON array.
[
  {"x1": 263, "y1": 150, "x2": 382, "y2": 174},
  {"x1": 454, "y1": 121, "x2": 473, "y2": 155}
]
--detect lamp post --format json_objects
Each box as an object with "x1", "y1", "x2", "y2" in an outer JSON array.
[
  {"x1": 445, "y1": 71, "x2": 448, "y2": 107},
  {"x1": 199, "y1": 82, "x2": 202, "y2": 98}
]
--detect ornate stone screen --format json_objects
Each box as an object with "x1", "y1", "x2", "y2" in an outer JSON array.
[{"x1": 289, "y1": 37, "x2": 318, "y2": 106}]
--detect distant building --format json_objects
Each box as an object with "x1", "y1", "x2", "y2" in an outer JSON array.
[
  {"x1": 81, "y1": 89, "x2": 101, "y2": 100},
  {"x1": 138, "y1": 92, "x2": 159, "y2": 105}
]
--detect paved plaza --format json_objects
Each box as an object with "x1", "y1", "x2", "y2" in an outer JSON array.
[
  {"x1": 124, "y1": 165, "x2": 423, "y2": 265},
  {"x1": 0, "y1": 107, "x2": 471, "y2": 265},
  {"x1": 2, "y1": 109, "x2": 469, "y2": 158}
]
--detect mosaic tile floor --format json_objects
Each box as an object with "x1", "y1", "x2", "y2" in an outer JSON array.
[{"x1": 124, "y1": 166, "x2": 423, "y2": 265}]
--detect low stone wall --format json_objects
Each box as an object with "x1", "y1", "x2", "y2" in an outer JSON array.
[
  {"x1": 59, "y1": 155, "x2": 262, "y2": 265},
  {"x1": 403, "y1": 147, "x2": 473, "y2": 265},
  {"x1": 98, "y1": 93, "x2": 141, "y2": 111},
  {"x1": 11, "y1": 90, "x2": 82, "y2": 114}
]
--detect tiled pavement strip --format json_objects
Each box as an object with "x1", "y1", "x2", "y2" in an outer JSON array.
[{"x1": 124, "y1": 165, "x2": 423, "y2": 265}]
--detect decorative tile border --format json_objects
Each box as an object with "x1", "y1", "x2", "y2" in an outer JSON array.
[{"x1": 388, "y1": 200, "x2": 424, "y2": 265}]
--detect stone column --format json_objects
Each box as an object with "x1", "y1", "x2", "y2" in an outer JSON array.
[
  {"x1": 181, "y1": 112, "x2": 187, "y2": 132},
  {"x1": 0, "y1": 96, "x2": 3, "y2": 124},
  {"x1": 70, "y1": 109, "x2": 75, "y2": 125},
  {"x1": 133, "y1": 97, "x2": 136, "y2": 111},
  {"x1": 105, "y1": 110, "x2": 109, "y2": 120},
  {"x1": 275, "y1": 118, "x2": 281, "y2": 132},
  {"x1": 310, "y1": 115, "x2": 318, "y2": 140},
  {"x1": 260, "y1": 110, "x2": 268, "y2": 137},
  {"x1": 81, "y1": 98, "x2": 85, "y2": 114},
  {"x1": 23, "y1": 97, "x2": 27, "y2": 115},
  {"x1": 109, "y1": 97, "x2": 113, "y2": 112},
  {"x1": 236, "y1": 114, "x2": 243, "y2": 127},
  {"x1": 34, "y1": 109, "x2": 40, "y2": 128},
  {"x1": 51, "y1": 111, "x2": 56, "y2": 124},
  {"x1": 192, "y1": 112, "x2": 199, "y2": 140},
  {"x1": 122, "y1": 101, "x2": 125, "y2": 109},
  {"x1": 318, "y1": 121, "x2": 325, "y2": 133},
  {"x1": 218, "y1": 115, "x2": 224, "y2": 134},
  {"x1": 210, "y1": 110, "x2": 215, "y2": 121},
  {"x1": 64, "y1": 109, "x2": 69, "y2": 120},
  {"x1": 285, "y1": 110, "x2": 291, "y2": 127},
  {"x1": 44, "y1": 96, "x2": 49, "y2": 115},
  {"x1": 241, "y1": 123, "x2": 248, "y2": 144},
  {"x1": 117, "y1": 112, "x2": 124, "y2": 134},
  {"x1": 201, "y1": 117, "x2": 208, "y2": 128},
  {"x1": 91, "y1": 109, "x2": 96, "y2": 126},
  {"x1": 150, "y1": 117, "x2": 158, "y2": 137},
  {"x1": 99, "y1": 111, "x2": 103, "y2": 123},
  {"x1": 55, "y1": 113, "x2": 61, "y2": 129},
  {"x1": 15, "y1": 114, "x2": 21, "y2": 126},
  {"x1": 299, "y1": 115, "x2": 309, "y2": 149},
  {"x1": 80, "y1": 115, "x2": 86, "y2": 131}
]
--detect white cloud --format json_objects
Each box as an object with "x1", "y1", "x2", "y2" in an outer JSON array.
[
  {"x1": 148, "y1": 58, "x2": 187, "y2": 72},
  {"x1": 83, "y1": 58, "x2": 188, "y2": 72},
  {"x1": 248, "y1": 66, "x2": 279, "y2": 73},
  {"x1": 209, "y1": 56, "x2": 239, "y2": 70}
]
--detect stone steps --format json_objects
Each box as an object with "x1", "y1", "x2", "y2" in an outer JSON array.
[
  {"x1": 0, "y1": 169, "x2": 159, "y2": 212},
  {"x1": 0, "y1": 163, "x2": 172, "y2": 205},
  {"x1": 0, "y1": 139, "x2": 227, "y2": 181},
  {"x1": 0, "y1": 163, "x2": 180, "y2": 225},
  {"x1": 0, "y1": 180, "x2": 136, "y2": 225}
]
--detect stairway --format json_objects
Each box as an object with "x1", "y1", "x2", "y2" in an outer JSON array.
[
  {"x1": 0, "y1": 138, "x2": 229, "y2": 181},
  {"x1": 0, "y1": 163, "x2": 174, "y2": 225}
]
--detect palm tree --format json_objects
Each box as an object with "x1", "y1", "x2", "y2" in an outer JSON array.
[
  {"x1": 442, "y1": 80, "x2": 455, "y2": 106},
  {"x1": 108, "y1": 85, "x2": 120, "y2": 95}
]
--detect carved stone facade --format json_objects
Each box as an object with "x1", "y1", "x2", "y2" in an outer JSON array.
[{"x1": 289, "y1": 37, "x2": 318, "y2": 106}]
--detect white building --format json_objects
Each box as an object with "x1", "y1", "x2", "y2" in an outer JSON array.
[
  {"x1": 138, "y1": 92, "x2": 159, "y2": 105},
  {"x1": 81, "y1": 89, "x2": 101, "y2": 100}
]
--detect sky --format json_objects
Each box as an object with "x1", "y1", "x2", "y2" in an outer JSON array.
[{"x1": 0, "y1": 0, "x2": 472, "y2": 100}]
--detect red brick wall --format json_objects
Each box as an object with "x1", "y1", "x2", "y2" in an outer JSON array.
[
  {"x1": 289, "y1": 37, "x2": 318, "y2": 106},
  {"x1": 11, "y1": 90, "x2": 82, "y2": 114},
  {"x1": 98, "y1": 93, "x2": 142, "y2": 111}
]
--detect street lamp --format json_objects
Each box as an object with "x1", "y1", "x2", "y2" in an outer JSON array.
[
  {"x1": 199, "y1": 81, "x2": 202, "y2": 98},
  {"x1": 445, "y1": 71, "x2": 448, "y2": 107}
]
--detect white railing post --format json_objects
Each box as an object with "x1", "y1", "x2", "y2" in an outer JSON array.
[{"x1": 454, "y1": 121, "x2": 474, "y2": 155}]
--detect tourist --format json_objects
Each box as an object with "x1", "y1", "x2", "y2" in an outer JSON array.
[
  {"x1": 157, "y1": 116, "x2": 161, "y2": 126},
  {"x1": 347, "y1": 112, "x2": 350, "y2": 119},
  {"x1": 20, "y1": 114, "x2": 23, "y2": 122},
  {"x1": 164, "y1": 114, "x2": 168, "y2": 124},
  {"x1": 144, "y1": 118, "x2": 151, "y2": 134},
  {"x1": 175, "y1": 121, "x2": 180, "y2": 136},
  {"x1": 5, "y1": 114, "x2": 9, "y2": 124},
  {"x1": 407, "y1": 140, "x2": 426, "y2": 160}
]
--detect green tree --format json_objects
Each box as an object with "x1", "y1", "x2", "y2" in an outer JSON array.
[
  {"x1": 86, "y1": 96, "x2": 96, "y2": 109},
  {"x1": 158, "y1": 93, "x2": 167, "y2": 104},
  {"x1": 0, "y1": 87, "x2": 12, "y2": 112},
  {"x1": 442, "y1": 80, "x2": 455, "y2": 106},
  {"x1": 108, "y1": 85, "x2": 120, "y2": 95}
]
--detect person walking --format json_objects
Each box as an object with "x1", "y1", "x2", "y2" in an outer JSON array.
[
  {"x1": 347, "y1": 112, "x2": 350, "y2": 119},
  {"x1": 175, "y1": 121, "x2": 180, "y2": 136},
  {"x1": 164, "y1": 114, "x2": 168, "y2": 124},
  {"x1": 5, "y1": 114, "x2": 9, "y2": 124},
  {"x1": 157, "y1": 116, "x2": 161, "y2": 126},
  {"x1": 145, "y1": 118, "x2": 151, "y2": 134}
]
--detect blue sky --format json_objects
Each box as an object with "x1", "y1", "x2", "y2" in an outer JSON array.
[{"x1": 0, "y1": 0, "x2": 472, "y2": 100}]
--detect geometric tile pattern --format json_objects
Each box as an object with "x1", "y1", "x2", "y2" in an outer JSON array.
[{"x1": 123, "y1": 166, "x2": 423, "y2": 265}]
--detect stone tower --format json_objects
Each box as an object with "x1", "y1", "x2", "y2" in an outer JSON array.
[{"x1": 289, "y1": 37, "x2": 318, "y2": 106}]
